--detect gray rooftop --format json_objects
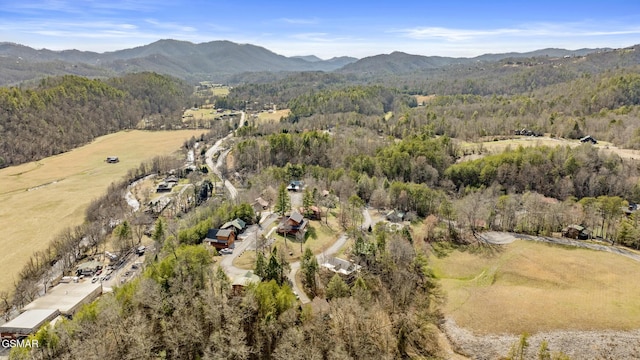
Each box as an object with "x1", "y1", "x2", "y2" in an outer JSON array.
[
  {"x1": 289, "y1": 211, "x2": 304, "y2": 224},
  {"x1": 22, "y1": 282, "x2": 102, "y2": 316},
  {"x1": 0, "y1": 309, "x2": 59, "y2": 335}
]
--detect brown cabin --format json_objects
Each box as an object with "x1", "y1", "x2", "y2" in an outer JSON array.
[
  {"x1": 277, "y1": 211, "x2": 308, "y2": 236},
  {"x1": 299, "y1": 206, "x2": 321, "y2": 220},
  {"x1": 203, "y1": 228, "x2": 236, "y2": 249},
  {"x1": 562, "y1": 225, "x2": 589, "y2": 240}
]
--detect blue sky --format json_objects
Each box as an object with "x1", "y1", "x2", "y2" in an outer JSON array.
[{"x1": 1, "y1": 0, "x2": 639, "y2": 59}]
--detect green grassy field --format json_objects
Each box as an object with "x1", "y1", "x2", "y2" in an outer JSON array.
[
  {"x1": 430, "y1": 240, "x2": 640, "y2": 335},
  {"x1": 0, "y1": 129, "x2": 206, "y2": 294}
]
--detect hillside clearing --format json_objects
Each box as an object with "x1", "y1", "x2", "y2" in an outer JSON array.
[
  {"x1": 431, "y1": 240, "x2": 640, "y2": 335},
  {"x1": 0, "y1": 129, "x2": 206, "y2": 294},
  {"x1": 256, "y1": 109, "x2": 290, "y2": 123},
  {"x1": 456, "y1": 135, "x2": 640, "y2": 162}
]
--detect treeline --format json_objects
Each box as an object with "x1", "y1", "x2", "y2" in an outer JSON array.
[
  {"x1": 233, "y1": 128, "x2": 457, "y2": 189},
  {"x1": 446, "y1": 144, "x2": 638, "y2": 200},
  {"x1": 398, "y1": 70, "x2": 640, "y2": 146},
  {"x1": 216, "y1": 72, "x2": 354, "y2": 110},
  {"x1": 0, "y1": 72, "x2": 192, "y2": 168},
  {"x1": 285, "y1": 85, "x2": 417, "y2": 121}
]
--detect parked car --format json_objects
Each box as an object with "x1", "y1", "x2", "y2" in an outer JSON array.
[
  {"x1": 91, "y1": 277, "x2": 99, "y2": 284},
  {"x1": 219, "y1": 248, "x2": 233, "y2": 255}
]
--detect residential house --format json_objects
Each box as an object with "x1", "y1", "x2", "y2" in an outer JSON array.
[
  {"x1": 321, "y1": 257, "x2": 361, "y2": 275},
  {"x1": 203, "y1": 228, "x2": 236, "y2": 249},
  {"x1": 165, "y1": 175, "x2": 179, "y2": 184},
  {"x1": 277, "y1": 211, "x2": 308, "y2": 236},
  {"x1": 386, "y1": 210, "x2": 405, "y2": 223},
  {"x1": 156, "y1": 182, "x2": 173, "y2": 193},
  {"x1": 252, "y1": 197, "x2": 270, "y2": 211},
  {"x1": 562, "y1": 224, "x2": 590, "y2": 240},
  {"x1": 299, "y1": 206, "x2": 321, "y2": 220},
  {"x1": 221, "y1": 218, "x2": 247, "y2": 233},
  {"x1": 232, "y1": 271, "x2": 261, "y2": 295},
  {"x1": 287, "y1": 180, "x2": 303, "y2": 192}
]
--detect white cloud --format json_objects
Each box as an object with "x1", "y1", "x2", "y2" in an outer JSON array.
[
  {"x1": 398, "y1": 27, "x2": 521, "y2": 41},
  {"x1": 396, "y1": 22, "x2": 640, "y2": 42},
  {"x1": 280, "y1": 18, "x2": 319, "y2": 25},
  {"x1": 144, "y1": 19, "x2": 196, "y2": 33}
]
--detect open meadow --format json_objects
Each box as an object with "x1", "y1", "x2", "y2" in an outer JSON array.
[
  {"x1": 430, "y1": 240, "x2": 640, "y2": 335},
  {"x1": 0, "y1": 129, "x2": 206, "y2": 294},
  {"x1": 456, "y1": 135, "x2": 640, "y2": 162},
  {"x1": 256, "y1": 109, "x2": 290, "y2": 123}
]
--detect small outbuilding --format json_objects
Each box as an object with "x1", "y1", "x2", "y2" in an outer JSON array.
[{"x1": 580, "y1": 135, "x2": 597, "y2": 144}]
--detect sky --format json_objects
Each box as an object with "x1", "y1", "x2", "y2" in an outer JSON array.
[{"x1": 1, "y1": 0, "x2": 640, "y2": 59}]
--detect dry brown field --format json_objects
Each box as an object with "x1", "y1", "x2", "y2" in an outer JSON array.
[
  {"x1": 430, "y1": 240, "x2": 640, "y2": 335},
  {"x1": 0, "y1": 129, "x2": 206, "y2": 294},
  {"x1": 456, "y1": 136, "x2": 640, "y2": 162},
  {"x1": 256, "y1": 109, "x2": 290, "y2": 123},
  {"x1": 414, "y1": 94, "x2": 436, "y2": 105}
]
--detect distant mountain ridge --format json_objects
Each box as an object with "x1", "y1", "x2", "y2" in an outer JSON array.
[
  {"x1": 338, "y1": 47, "x2": 613, "y2": 75},
  {"x1": 0, "y1": 39, "x2": 620, "y2": 86},
  {"x1": 0, "y1": 39, "x2": 358, "y2": 85}
]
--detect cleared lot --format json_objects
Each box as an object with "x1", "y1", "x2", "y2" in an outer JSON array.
[
  {"x1": 431, "y1": 240, "x2": 640, "y2": 335},
  {"x1": 0, "y1": 130, "x2": 205, "y2": 294}
]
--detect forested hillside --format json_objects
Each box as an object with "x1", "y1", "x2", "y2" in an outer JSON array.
[{"x1": 0, "y1": 73, "x2": 192, "y2": 168}]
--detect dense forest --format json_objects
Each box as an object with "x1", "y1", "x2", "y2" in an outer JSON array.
[{"x1": 0, "y1": 72, "x2": 192, "y2": 168}]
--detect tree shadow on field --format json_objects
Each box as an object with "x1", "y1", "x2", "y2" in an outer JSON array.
[{"x1": 464, "y1": 241, "x2": 505, "y2": 258}]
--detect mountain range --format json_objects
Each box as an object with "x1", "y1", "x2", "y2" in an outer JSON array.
[{"x1": 0, "y1": 39, "x2": 619, "y2": 86}]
